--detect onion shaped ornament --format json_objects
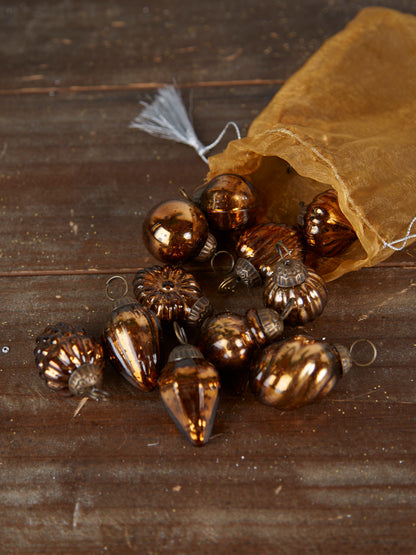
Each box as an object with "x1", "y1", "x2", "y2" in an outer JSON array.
[
  {"x1": 301, "y1": 189, "x2": 357, "y2": 256},
  {"x1": 103, "y1": 276, "x2": 162, "y2": 392},
  {"x1": 251, "y1": 334, "x2": 376, "y2": 410},
  {"x1": 34, "y1": 323, "x2": 108, "y2": 400},
  {"x1": 263, "y1": 243, "x2": 328, "y2": 326}
]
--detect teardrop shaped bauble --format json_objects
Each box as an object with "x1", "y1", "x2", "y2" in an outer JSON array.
[
  {"x1": 34, "y1": 323, "x2": 106, "y2": 399},
  {"x1": 251, "y1": 334, "x2": 349, "y2": 409},
  {"x1": 159, "y1": 343, "x2": 220, "y2": 446},
  {"x1": 197, "y1": 173, "x2": 258, "y2": 231},
  {"x1": 103, "y1": 297, "x2": 162, "y2": 392},
  {"x1": 302, "y1": 189, "x2": 357, "y2": 256},
  {"x1": 143, "y1": 198, "x2": 216, "y2": 265}
]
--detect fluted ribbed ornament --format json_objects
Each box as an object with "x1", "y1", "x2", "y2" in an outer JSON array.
[
  {"x1": 263, "y1": 254, "x2": 328, "y2": 326},
  {"x1": 251, "y1": 334, "x2": 353, "y2": 409},
  {"x1": 34, "y1": 323, "x2": 107, "y2": 400},
  {"x1": 301, "y1": 189, "x2": 357, "y2": 256}
]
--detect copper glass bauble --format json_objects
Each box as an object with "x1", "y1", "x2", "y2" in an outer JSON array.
[
  {"x1": 159, "y1": 331, "x2": 220, "y2": 446},
  {"x1": 143, "y1": 198, "x2": 216, "y2": 265},
  {"x1": 199, "y1": 307, "x2": 287, "y2": 373},
  {"x1": 302, "y1": 189, "x2": 357, "y2": 256},
  {"x1": 34, "y1": 323, "x2": 106, "y2": 399},
  {"x1": 103, "y1": 296, "x2": 162, "y2": 392},
  {"x1": 263, "y1": 256, "x2": 328, "y2": 326},
  {"x1": 235, "y1": 222, "x2": 305, "y2": 279},
  {"x1": 133, "y1": 264, "x2": 209, "y2": 322},
  {"x1": 196, "y1": 173, "x2": 258, "y2": 231},
  {"x1": 251, "y1": 334, "x2": 352, "y2": 409}
]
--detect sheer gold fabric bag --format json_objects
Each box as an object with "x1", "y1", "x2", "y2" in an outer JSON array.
[{"x1": 207, "y1": 7, "x2": 416, "y2": 281}]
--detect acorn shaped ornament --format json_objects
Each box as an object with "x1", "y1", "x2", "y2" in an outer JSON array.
[
  {"x1": 143, "y1": 196, "x2": 217, "y2": 265},
  {"x1": 251, "y1": 334, "x2": 376, "y2": 410},
  {"x1": 35, "y1": 323, "x2": 108, "y2": 400},
  {"x1": 103, "y1": 276, "x2": 162, "y2": 392},
  {"x1": 192, "y1": 173, "x2": 258, "y2": 231},
  {"x1": 199, "y1": 302, "x2": 294, "y2": 375},
  {"x1": 263, "y1": 243, "x2": 328, "y2": 326},
  {"x1": 301, "y1": 189, "x2": 357, "y2": 257},
  {"x1": 159, "y1": 323, "x2": 220, "y2": 446},
  {"x1": 133, "y1": 264, "x2": 212, "y2": 325}
]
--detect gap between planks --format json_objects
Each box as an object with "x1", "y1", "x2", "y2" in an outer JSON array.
[{"x1": 0, "y1": 78, "x2": 285, "y2": 97}]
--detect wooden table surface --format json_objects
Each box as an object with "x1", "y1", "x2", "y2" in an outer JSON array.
[{"x1": 1, "y1": 1, "x2": 416, "y2": 553}]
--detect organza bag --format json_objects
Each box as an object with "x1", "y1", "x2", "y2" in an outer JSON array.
[{"x1": 207, "y1": 7, "x2": 416, "y2": 281}]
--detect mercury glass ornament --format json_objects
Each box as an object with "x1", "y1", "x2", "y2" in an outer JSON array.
[
  {"x1": 263, "y1": 244, "x2": 328, "y2": 326},
  {"x1": 143, "y1": 198, "x2": 217, "y2": 265},
  {"x1": 159, "y1": 324, "x2": 220, "y2": 446},
  {"x1": 234, "y1": 222, "x2": 305, "y2": 280},
  {"x1": 199, "y1": 304, "x2": 293, "y2": 374},
  {"x1": 34, "y1": 323, "x2": 107, "y2": 400},
  {"x1": 133, "y1": 264, "x2": 211, "y2": 323},
  {"x1": 194, "y1": 173, "x2": 258, "y2": 231},
  {"x1": 250, "y1": 334, "x2": 354, "y2": 409},
  {"x1": 103, "y1": 276, "x2": 162, "y2": 392},
  {"x1": 301, "y1": 189, "x2": 357, "y2": 256}
]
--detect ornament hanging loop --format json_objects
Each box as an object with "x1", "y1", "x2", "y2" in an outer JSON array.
[
  {"x1": 106, "y1": 275, "x2": 129, "y2": 302},
  {"x1": 349, "y1": 339, "x2": 377, "y2": 367},
  {"x1": 173, "y1": 321, "x2": 189, "y2": 345},
  {"x1": 210, "y1": 250, "x2": 235, "y2": 275},
  {"x1": 275, "y1": 241, "x2": 292, "y2": 263}
]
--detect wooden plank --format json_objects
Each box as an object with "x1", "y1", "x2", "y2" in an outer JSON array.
[
  {"x1": 1, "y1": 0, "x2": 414, "y2": 91},
  {"x1": 1, "y1": 86, "x2": 415, "y2": 276},
  {"x1": 1, "y1": 264, "x2": 415, "y2": 552}
]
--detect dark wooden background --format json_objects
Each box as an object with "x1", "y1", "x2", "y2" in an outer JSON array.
[{"x1": 1, "y1": 1, "x2": 416, "y2": 553}]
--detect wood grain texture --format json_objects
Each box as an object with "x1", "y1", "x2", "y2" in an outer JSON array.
[{"x1": 1, "y1": 1, "x2": 416, "y2": 554}]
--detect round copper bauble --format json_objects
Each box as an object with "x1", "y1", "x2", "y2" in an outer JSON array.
[
  {"x1": 143, "y1": 198, "x2": 215, "y2": 265},
  {"x1": 251, "y1": 334, "x2": 350, "y2": 409},
  {"x1": 103, "y1": 297, "x2": 162, "y2": 392},
  {"x1": 263, "y1": 258, "x2": 327, "y2": 325},
  {"x1": 199, "y1": 308, "x2": 285, "y2": 373},
  {"x1": 302, "y1": 189, "x2": 357, "y2": 256},
  {"x1": 198, "y1": 173, "x2": 258, "y2": 231},
  {"x1": 34, "y1": 323, "x2": 106, "y2": 399},
  {"x1": 133, "y1": 265, "x2": 204, "y2": 322},
  {"x1": 235, "y1": 222, "x2": 305, "y2": 279}
]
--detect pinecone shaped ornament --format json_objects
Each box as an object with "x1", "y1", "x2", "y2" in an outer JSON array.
[
  {"x1": 263, "y1": 244, "x2": 328, "y2": 326},
  {"x1": 103, "y1": 276, "x2": 162, "y2": 392},
  {"x1": 34, "y1": 323, "x2": 107, "y2": 400},
  {"x1": 159, "y1": 324, "x2": 220, "y2": 446},
  {"x1": 251, "y1": 334, "x2": 353, "y2": 410}
]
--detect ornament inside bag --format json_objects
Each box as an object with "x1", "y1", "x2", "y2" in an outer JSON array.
[{"x1": 205, "y1": 8, "x2": 416, "y2": 281}]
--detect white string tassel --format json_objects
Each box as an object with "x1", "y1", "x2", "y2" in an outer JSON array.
[
  {"x1": 129, "y1": 85, "x2": 241, "y2": 164},
  {"x1": 382, "y1": 216, "x2": 416, "y2": 251}
]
